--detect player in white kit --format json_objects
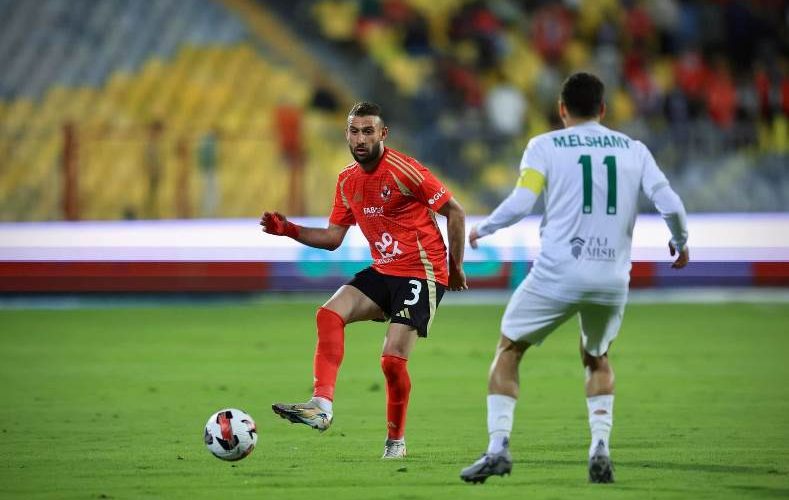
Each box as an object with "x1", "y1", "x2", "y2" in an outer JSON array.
[{"x1": 460, "y1": 73, "x2": 689, "y2": 484}]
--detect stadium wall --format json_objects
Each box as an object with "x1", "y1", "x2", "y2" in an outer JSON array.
[{"x1": 0, "y1": 214, "x2": 787, "y2": 292}]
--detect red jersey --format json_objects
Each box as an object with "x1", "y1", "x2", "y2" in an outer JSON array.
[{"x1": 329, "y1": 147, "x2": 452, "y2": 286}]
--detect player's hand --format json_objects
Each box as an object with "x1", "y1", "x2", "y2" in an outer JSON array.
[
  {"x1": 260, "y1": 211, "x2": 299, "y2": 238},
  {"x1": 448, "y1": 267, "x2": 468, "y2": 291},
  {"x1": 468, "y1": 225, "x2": 481, "y2": 249},
  {"x1": 669, "y1": 241, "x2": 689, "y2": 269},
  {"x1": 260, "y1": 211, "x2": 287, "y2": 235}
]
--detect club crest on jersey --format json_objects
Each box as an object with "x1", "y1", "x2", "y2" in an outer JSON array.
[
  {"x1": 380, "y1": 184, "x2": 391, "y2": 202},
  {"x1": 353, "y1": 191, "x2": 363, "y2": 203}
]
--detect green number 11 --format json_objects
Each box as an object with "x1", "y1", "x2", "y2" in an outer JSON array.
[{"x1": 578, "y1": 155, "x2": 617, "y2": 215}]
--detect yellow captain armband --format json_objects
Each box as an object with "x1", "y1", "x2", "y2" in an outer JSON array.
[{"x1": 516, "y1": 168, "x2": 545, "y2": 195}]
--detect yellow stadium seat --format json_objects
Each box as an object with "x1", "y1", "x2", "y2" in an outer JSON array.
[{"x1": 1, "y1": 34, "x2": 358, "y2": 219}]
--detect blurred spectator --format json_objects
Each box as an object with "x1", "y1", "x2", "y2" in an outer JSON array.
[
  {"x1": 275, "y1": 104, "x2": 305, "y2": 162},
  {"x1": 402, "y1": 8, "x2": 431, "y2": 56},
  {"x1": 275, "y1": 103, "x2": 306, "y2": 215},
  {"x1": 623, "y1": 46, "x2": 661, "y2": 116},
  {"x1": 706, "y1": 58, "x2": 737, "y2": 130},
  {"x1": 645, "y1": 0, "x2": 680, "y2": 53},
  {"x1": 664, "y1": 85, "x2": 690, "y2": 125},
  {"x1": 782, "y1": 66, "x2": 789, "y2": 118},
  {"x1": 723, "y1": 1, "x2": 759, "y2": 72},
  {"x1": 144, "y1": 120, "x2": 165, "y2": 219},
  {"x1": 436, "y1": 55, "x2": 483, "y2": 110},
  {"x1": 311, "y1": 81, "x2": 340, "y2": 113},
  {"x1": 674, "y1": 49, "x2": 709, "y2": 118},
  {"x1": 754, "y1": 63, "x2": 772, "y2": 120},
  {"x1": 624, "y1": 1, "x2": 657, "y2": 49},
  {"x1": 484, "y1": 69, "x2": 526, "y2": 140},
  {"x1": 306, "y1": 0, "x2": 788, "y2": 204},
  {"x1": 447, "y1": 2, "x2": 508, "y2": 72},
  {"x1": 198, "y1": 128, "x2": 220, "y2": 218},
  {"x1": 531, "y1": 3, "x2": 573, "y2": 64}
]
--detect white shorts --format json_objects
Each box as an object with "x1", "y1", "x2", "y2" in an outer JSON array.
[{"x1": 500, "y1": 286, "x2": 625, "y2": 356}]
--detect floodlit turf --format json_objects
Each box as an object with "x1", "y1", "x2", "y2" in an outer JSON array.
[{"x1": 1, "y1": 301, "x2": 788, "y2": 499}]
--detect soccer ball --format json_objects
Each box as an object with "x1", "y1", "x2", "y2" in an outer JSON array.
[{"x1": 203, "y1": 408, "x2": 258, "y2": 461}]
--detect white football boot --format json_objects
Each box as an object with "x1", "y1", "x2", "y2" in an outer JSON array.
[
  {"x1": 271, "y1": 401, "x2": 332, "y2": 432},
  {"x1": 588, "y1": 439, "x2": 615, "y2": 483},
  {"x1": 381, "y1": 438, "x2": 407, "y2": 459}
]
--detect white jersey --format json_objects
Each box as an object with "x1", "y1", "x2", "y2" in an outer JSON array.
[{"x1": 478, "y1": 121, "x2": 687, "y2": 305}]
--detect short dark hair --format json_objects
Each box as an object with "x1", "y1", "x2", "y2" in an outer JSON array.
[
  {"x1": 560, "y1": 73, "x2": 605, "y2": 118},
  {"x1": 348, "y1": 101, "x2": 383, "y2": 122}
]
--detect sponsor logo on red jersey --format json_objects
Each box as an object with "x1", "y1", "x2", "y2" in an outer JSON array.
[
  {"x1": 363, "y1": 206, "x2": 385, "y2": 216},
  {"x1": 427, "y1": 187, "x2": 447, "y2": 205}
]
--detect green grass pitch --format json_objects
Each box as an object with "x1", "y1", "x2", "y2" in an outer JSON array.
[{"x1": 1, "y1": 300, "x2": 788, "y2": 499}]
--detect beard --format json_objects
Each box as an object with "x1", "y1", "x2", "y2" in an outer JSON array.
[{"x1": 350, "y1": 141, "x2": 382, "y2": 165}]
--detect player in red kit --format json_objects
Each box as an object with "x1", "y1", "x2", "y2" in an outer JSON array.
[{"x1": 261, "y1": 102, "x2": 467, "y2": 458}]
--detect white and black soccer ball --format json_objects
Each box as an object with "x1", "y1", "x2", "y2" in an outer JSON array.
[{"x1": 204, "y1": 408, "x2": 258, "y2": 461}]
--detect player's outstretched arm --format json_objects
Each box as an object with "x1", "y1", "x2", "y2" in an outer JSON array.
[
  {"x1": 437, "y1": 197, "x2": 468, "y2": 291},
  {"x1": 469, "y1": 186, "x2": 538, "y2": 249},
  {"x1": 260, "y1": 211, "x2": 349, "y2": 251}
]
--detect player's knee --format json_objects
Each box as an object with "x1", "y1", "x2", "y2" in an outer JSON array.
[
  {"x1": 382, "y1": 339, "x2": 410, "y2": 358},
  {"x1": 497, "y1": 335, "x2": 529, "y2": 359},
  {"x1": 381, "y1": 354, "x2": 408, "y2": 378},
  {"x1": 317, "y1": 306, "x2": 345, "y2": 326},
  {"x1": 582, "y1": 350, "x2": 609, "y2": 371}
]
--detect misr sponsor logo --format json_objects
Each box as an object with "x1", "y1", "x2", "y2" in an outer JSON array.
[
  {"x1": 427, "y1": 187, "x2": 446, "y2": 205},
  {"x1": 570, "y1": 236, "x2": 616, "y2": 261}
]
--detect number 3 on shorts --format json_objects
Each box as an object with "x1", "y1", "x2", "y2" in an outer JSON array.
[{"x1": 404, "y1": 279, "x2": 422, "y2": 305}]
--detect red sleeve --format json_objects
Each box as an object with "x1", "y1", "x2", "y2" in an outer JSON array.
[
  {"x1": 328, "y1": 173, "x2": 356, "y2": 226},
  {"x1": 411, "y1": 163, "x2": 452, "y2": 211}
]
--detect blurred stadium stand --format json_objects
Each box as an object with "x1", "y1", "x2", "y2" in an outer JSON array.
[
  {"x1": 0, "y1": 0, "x2": 361, "y2": 220},
  {"x1": 269, "y1": 0, "x2": 788, "y2": 212},
  {"x1": 0, "y1": 0, "x2": 786, "y2": 223}
]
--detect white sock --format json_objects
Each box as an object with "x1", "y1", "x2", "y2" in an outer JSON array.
[
  {"x1": 587, "y1": 395, "x2": 613, "y2": 457},
  {"x1": 311, "y1": 396, "x2": 333, "y2": 415},
  {"x1": 486, "y1": 394, "x2": 516, "y2": 454}
]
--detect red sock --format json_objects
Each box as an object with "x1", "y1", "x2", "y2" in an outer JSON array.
[
  {"x1": 381, "y1": 355, "x2": 411, "y2": 440},
  {"x1": 313, "y1": 307, "x2": 345, "y2": 401}
]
